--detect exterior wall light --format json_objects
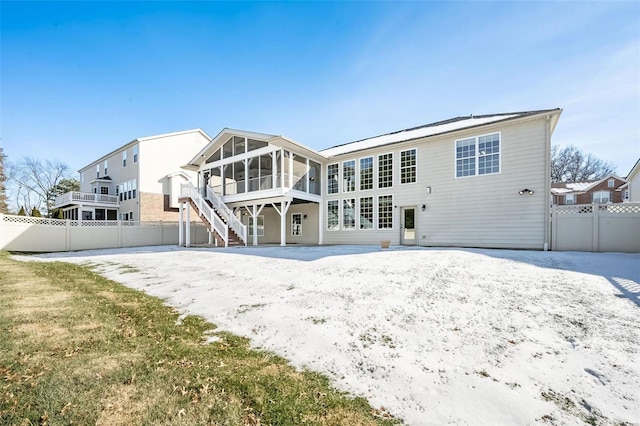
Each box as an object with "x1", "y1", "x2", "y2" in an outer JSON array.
[
  {"x1": 519, "y1": 189, "x2": 534, "y2": 195},
  {"x1": 426, "y1": 186, "x2": 432, "y2": 194},
  {"x1": 421, "y1": 204, "x2": 426, "y2": 211}
]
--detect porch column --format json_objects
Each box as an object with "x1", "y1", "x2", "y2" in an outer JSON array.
[
  {"x1": 252, "y1": 204, "x2": 258, "y2": 246},
  {"x1": 185, "y1": 203, "x2": 191, "y2": 248},
  {"x1": 279, "y1": 201, "x2": 291, "y2": 247},
  {"x1": 272, "y1": 151, "x2": 277, "y2": 189},
  {"x1": 318, "y1": 202, "x2": 324, "y2": 245},
  {"x1": 288, "y1": 152, "x2": 293, "y2": 188},
  {"x1": 78, "y1": 203, "x2": 83, "y2": 225},
  {"x1": 178, "y1": 203, "x2": 184, "y2": 247}
]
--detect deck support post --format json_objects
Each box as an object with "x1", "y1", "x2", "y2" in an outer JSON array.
[
  {"x1": 185, "y1": 202, "x2": 191, "y2": 248},
  {"x1": 178, "y1": 203, "x2": 184, "y2": 247}
]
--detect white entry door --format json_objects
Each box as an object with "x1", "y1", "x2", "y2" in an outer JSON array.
[{"x1": 400, "y1": 207, "x2": 416, "y2": 245}]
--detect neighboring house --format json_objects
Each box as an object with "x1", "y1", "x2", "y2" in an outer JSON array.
[
  {"x1": 617, "y1": 158, "x2": 640, "y2": 202},
  {"x1": 181, "y1": 109, "x2": 562, "y2": 249},
  {"x1": 551, "y1": 174, "x2": 627, "y2": 205},
  {"x1": 54, "y1": 129, "x2": 211, "y2": 221}
]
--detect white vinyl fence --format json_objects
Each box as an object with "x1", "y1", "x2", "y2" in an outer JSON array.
[
  {"x1": 0, "y1": 214, "x2": 209, "y2": 252},
  {"x1": 551, "y1": 203, "x2": 640, "y2": 252}
]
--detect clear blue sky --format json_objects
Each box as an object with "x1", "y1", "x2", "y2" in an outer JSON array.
[{"x1": 1, "y1": 1, "x2": 639, "y2": 175}]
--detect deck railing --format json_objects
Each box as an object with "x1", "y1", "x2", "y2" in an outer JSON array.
[
  {"x1": 205, "y1": 185, "x2": 247, "y2": 243},
  {"x1": 181, "y1": 183, "x2": 229, "y2": 246},
  {"x1": 54, "y1": 191, "x2": 119, "y2": 208}
]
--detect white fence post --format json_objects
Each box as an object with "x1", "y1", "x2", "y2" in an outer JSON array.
[
  {"x1": 551, "y1": 205, "x2": 557, "y2": 251},
  {"x1": 592, "y1": 203, "x2": 599, "y2": 252},
  {"x1": 0, "y1": 213, "x2": 4, "y2": 249},
  {"x1": 65, "y1": 219, "x2": 70, "y2": 251}
]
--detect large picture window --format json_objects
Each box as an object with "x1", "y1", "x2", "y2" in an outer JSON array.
[
  {"x1": 327, "y1": 200, "x2": 339, "y2": 230},
  {"x1": 327, "y1": 164, "x2": 339, "y2": 194},
  {"x1": 359, "y1": 197, "x2": 373, "y2": 230},
  {"x1": 592, "y1": 191, "x2": 611, "y2": 204},
  {"x1": 456, "y1": 133, "x2": 500, "y2": 178},
  {"x1": 343, "y1": 199, "x2": 356, "y2": 230},
  {"x1": 400, "y1": 149, "x2": 416, "y2": 184},
  {"x1": 343, "y1": 160, "x2": 356, "y2": 192},
  {"x1": 378, "y1": 153, "x2": 393, "y2": 188},
  {"x1": 360, "y1": 157, "x2": 373, "y2": 190},
  {"x1": 378, "y1": 195, "x2": 393, "y2": 229}
]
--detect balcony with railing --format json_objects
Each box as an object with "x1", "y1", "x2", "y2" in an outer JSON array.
[{"x1": 54, "y1": 191, "x2": 120, "y2": 208}]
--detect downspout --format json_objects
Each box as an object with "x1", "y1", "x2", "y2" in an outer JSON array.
[{"x1": 544, "y1": 115, "x2": 551, "y2": 251}]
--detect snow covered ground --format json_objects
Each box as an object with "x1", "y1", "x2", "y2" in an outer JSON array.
[{"x1": 17, "y1": 246, "x2": 639, "y2": 425}]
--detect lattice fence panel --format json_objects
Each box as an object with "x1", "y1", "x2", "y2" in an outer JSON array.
[
  {"x1": 554, "y1": 205, "x2": 593, "y2": 215},
  {"x1": 598, "y1": 204, "x2": 640, "y2": 214},
  {"x1": 1, "y1": 215, "x2": 67, "y2": 226}
]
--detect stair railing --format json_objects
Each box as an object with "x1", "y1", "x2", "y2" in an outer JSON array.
[
  {"x1": 181, "y1": 183, "x2": 229, "y2": 246},
  {"x1": 205, "y1": 185, "x2": 247, "y2": 244}
]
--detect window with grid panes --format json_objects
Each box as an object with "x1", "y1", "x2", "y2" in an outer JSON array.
[
  {"x1": 359, "y1": 197, "x2": 373, "y2": 229},
  {"x1": 378, "y1": 195, "x2": 393, "y2": 229},
  {"x1": 327, "y1": 164, "x2": 339, "y2": 194},
  {"x1": 400, "y1": 149, "x2": 416, "y2": 184},
  {"x1": 343, "y1": 199, "x2": 356, "y2": 230},
  {"x1": 378, "y1": 153, "x2": 393, "y2": 188},
  {"x1": 327, "y1": 200, "x2": 339, "y2": 230},
  {"x1": 343, "y1": 160, "x2": 355, "y2": 192},
  {"x1": 360, "y1": 157, "x2": 373, "y2": 190}
]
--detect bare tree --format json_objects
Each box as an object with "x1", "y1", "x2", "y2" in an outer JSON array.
[
  {"x1": 551, "y1": 145, "x2": 616, "y2": 182},
  {"x1": 0, "y1": 148, "x2": 8, "y2": 213},
  {"x1": 9, "y1": 157, "x2": 72, "y2": 216}
]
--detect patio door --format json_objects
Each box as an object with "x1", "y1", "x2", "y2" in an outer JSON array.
[{"x1": 400, "y1": 207, "x2": 416, "y2": 245}]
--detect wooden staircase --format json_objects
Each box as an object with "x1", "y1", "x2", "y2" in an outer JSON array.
[{"x1": 179, "y1": 183, "x2": 247, "y2": 247}]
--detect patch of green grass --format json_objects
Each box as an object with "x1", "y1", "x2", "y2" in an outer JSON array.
[{"x1": 0, "y1": 252, "x2": 399, "y2": 425}]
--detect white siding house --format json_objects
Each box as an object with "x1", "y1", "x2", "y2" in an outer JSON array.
[
  {"x1": 180, "y1": 109, "x2": 562, "y2": 249},
  {"x1": 54, "y1": 129, "x2": 210, "y2": 222}
]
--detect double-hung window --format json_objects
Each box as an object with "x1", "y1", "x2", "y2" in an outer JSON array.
[
  {"x1": 360, "y1": 157, "x2": 373, "y2": 190},
  {"x1": 400, "y1": 149, "x2": 416, "y2": 184},
  {"x1": 592, "y1": 191, "x2": 610, "y2": 204},
  {"x1": 327, "y1": 164, "x2": 339, "y2": 194},
  {"x1": 343, "y1": 199, "x2": 356, "y2": 230},
  {"x1": 455, "y1": 133, "x2": 500, "y2": 177},
  {"x1": 378, "y1": 195, "x2": 393, "y2": 229},
  {"x1": 359, "y1": 197, "x2": 373, "y2": 229},
  {"x1": 378, "y1": 153, "x2": 393, "y2": 188},
  {"x1": 123, "y1": 151, "x2": 127, "y2": 167},
  {"x1": 565, "y1": 194, "x2": 575, "y2": 205},
  {"x1": 327, "y1": 200, "x2": 339, "y2": 230},
  {"x1": 343, "y1": 160, "x2": 356, "y2": 192}
]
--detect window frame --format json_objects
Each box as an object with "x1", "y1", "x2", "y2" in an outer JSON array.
[
  {"x1": 248, "y1": 215, "x2": 265, "y2": 237},
  {"x1": 400, "y1": 148, "x2": 417, "y2": 185},
  {"x1": 359, "y1": 156, "x2": 374, "y2": 191},
  {"x1": 342, "y1": 198, "x2": 356, "y2": 231},
  {"x1": 326, "y1": 200, "x2": 339, "y2": 231},
  {"x1": 122, "y1": 150, "x2": 127, "y2": 167},
  {"x1": 133, "y1": 145, "x2": 138, "y2": 163},
  {"x1": 378, "y1": 152, "x2": 394, "y2": 189},
  {"x1": 342, "y1": 160, "x2": 356, "y2": 193},
  {"x1": 565, "y1": 194, "x2": 575, "y2": 205},
  {"x1": 291, "y1": 213, "x2": 302, "y2": 236},
  {"x1": 592, "y1": 190, "x2": 611, "y2": 204},
  {"x1": 327, "y1": 163, "x2": 339, "y2": 194},
  {"x1": 377, "y1": 194, "x2": 394, "y2": 230},
  {"x1": 454, "y1": 132, "x2": 501, "y2": 178},
  {"x1": 359, "y1": 196, "x2": 374, "y2": 230}
]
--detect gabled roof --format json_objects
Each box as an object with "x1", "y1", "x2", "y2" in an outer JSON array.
[
  {"x1": 320, "y1": 109, "x2": 562, "y2": 157},
  {"x1": 626, "y1": 158, "x2": 640, "y2": 180},
  {"x1": 550, "y1": 173, "x2": 627, "y2": 195},
  {"x1": 184, "y1": 128, "x2": 325, "y2": 170},
  {"x1": 79, "y1": 129, "x2": 211, "y2": 172}
]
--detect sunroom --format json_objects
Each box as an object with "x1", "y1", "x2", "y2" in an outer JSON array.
[{"x1": 183, "y1": 129, "x2": 326, "y2": 246}]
